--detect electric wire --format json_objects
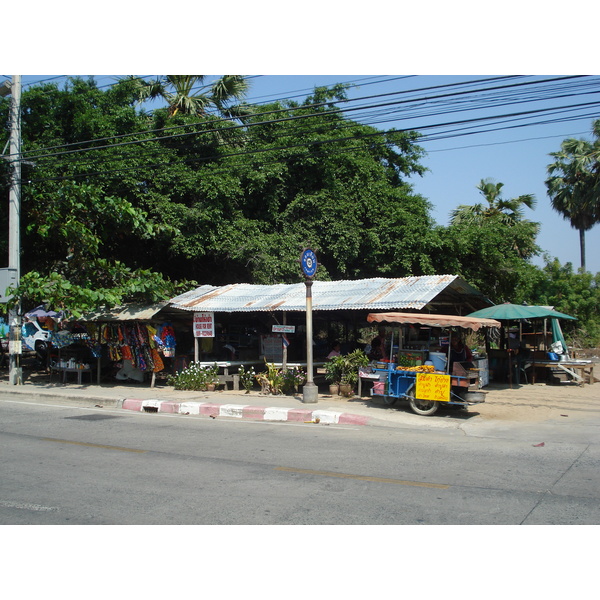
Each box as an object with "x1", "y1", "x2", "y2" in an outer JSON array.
[
  {"x1": 14, "y1": 75, "x2": 535, "y2": 157},
  {"x1": 22, "y1": 99, "x2": 600, "y2": 185},
  {"x1": 19, "y1": 104, "x2": 600, "y2": 185},
  {"x1": 18, "y1": 81, "x2": 600, "y2": 175},
  {"x1": 4, "y1": 75, "x2": 599, "y2": 185},
  {"x1": 16, "y1": 75, "x2": 592, "y2": 164}
]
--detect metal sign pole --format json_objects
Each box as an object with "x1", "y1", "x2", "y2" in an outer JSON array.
[
  {"x1": 300, "y1": 248, "x2": 318, "y2": 404},
  {"x1": 302, "y1": 279, "x2": 318, "y2": 403}
]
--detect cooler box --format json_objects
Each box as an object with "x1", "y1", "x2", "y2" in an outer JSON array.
[{"x1": 428, "y1": 351, "x2": 447, "y2": 372}]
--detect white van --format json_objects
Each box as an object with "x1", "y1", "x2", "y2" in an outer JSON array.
[{"x1": 21, "y1": 319, "x2": 52, "y2": 354}]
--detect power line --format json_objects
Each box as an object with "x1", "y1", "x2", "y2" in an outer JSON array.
[
  {"x1": 17, "y1": 75, "x2": 592, "y2": 163},
  {"x1": 18, "y1": 78, "x2": 600, "y2": 175},
  {"x1": 22, "y1": 99, "x2": 600, "y2": 185},
  {"x1": 14, "y1": 75, "x2": 528, "y2": 158},
  {"x1": 6, "y1": 74, "x2": 599, "y2": 185}
]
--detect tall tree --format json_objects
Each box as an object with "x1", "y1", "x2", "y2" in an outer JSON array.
[{"x1": 545, "y1": 119, "x2": 600, "y2": 271}]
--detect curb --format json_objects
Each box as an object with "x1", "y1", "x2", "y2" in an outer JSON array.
[{"x1": 121, "y1": 398, "x2": 372, "y2": 426}]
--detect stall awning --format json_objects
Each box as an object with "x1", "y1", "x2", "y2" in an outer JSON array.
[
  {"x1": 367, "y1": 312, "x2": 501, "y2": 331},
  {"x1": 466, "y1": 303, "x2": 576, "y2": 321}
]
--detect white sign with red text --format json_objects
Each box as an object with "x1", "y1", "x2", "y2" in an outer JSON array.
[
  {"x1": 193, "y1": 312, "x2": 215, "y2": 337},
  {"x1": 272, "y1": 325, "x2": 295, "y2": 334}
]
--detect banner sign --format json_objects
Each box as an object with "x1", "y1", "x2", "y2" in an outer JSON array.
[
  {"x1": 272, "y1": 325, "x2": 295, "y2": 334},
  {"x1": 193, "y1": 312, "x2": 215, "y2": 338},
  {"x1": 415, "y1": 373, "x2": 451, "y2": 402}
]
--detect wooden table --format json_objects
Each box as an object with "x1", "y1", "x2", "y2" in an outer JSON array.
[
  {"x1": 526, "y1": 360, "x2": 594, "y2": 385},
  {"x1": 197, "y1": 361, "x2": 264, "y2": 390}
]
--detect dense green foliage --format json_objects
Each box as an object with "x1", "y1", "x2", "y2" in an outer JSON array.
[{"x1": 1, "y1": 77, "x2": 598, "y2": 344}]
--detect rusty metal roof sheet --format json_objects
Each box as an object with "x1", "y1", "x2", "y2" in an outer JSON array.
[{"x1": 169, "y1": 276, "x2": 488, "y2": 313}]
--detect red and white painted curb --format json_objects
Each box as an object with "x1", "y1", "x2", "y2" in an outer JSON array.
[{"x1": 121, "y1": 398, "x2": 370, "y2": 426}]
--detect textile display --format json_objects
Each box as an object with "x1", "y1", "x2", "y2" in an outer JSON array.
[{"x1": 95, "y1": 322, "x2": 175, "y2": 372}]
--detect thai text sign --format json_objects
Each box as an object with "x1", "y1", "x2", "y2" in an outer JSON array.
[
  {"x1": 415, "y1": 373, "x2": 451, "y2": 402},
  {"x1": 272, "y1": 325, "x2": 295, "y2": 333},
  {"x1": 193, "y1": 312, "x2": 214, "y2": 338}
]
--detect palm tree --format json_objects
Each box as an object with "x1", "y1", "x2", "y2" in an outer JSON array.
[
  {"x1": 545, "y1": 119, "x2": 600, "y2": 271},
  {"x1": 130, "y1": 75, "x2": 252, "y2": 118},
  {"x1": 450, "y1": 179, "x2": 537, "y2": 227},
  {"x1": 449, "y1": 179, "x2": 539, "y2": 259}
]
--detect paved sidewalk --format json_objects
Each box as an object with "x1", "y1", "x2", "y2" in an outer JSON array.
[
  {"x1": 0, "y1": 377, "x2": 468, "y2": 430},
  {"x1": 1, "y1": 375, "x2": 598, "y2": 442}
]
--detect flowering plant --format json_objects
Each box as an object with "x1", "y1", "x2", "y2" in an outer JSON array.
[
  {"x1": 238, "y1": 365, "x2": 256, "y2": 393},
  {"x1": 167, "y1": 362, "x2": 219, "y2": 391},
  {"x1": 282, "y1": 367, "x2": 306, "y2": 395}
]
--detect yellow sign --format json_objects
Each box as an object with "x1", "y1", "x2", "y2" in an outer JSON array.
[{"x1": 415, "y1": 373, "x2": 451, "y2": 402}]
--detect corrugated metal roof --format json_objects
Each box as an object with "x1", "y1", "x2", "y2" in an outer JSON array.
[{"x1": 169, "y1": 276, "x2": 486, "y2": 313}]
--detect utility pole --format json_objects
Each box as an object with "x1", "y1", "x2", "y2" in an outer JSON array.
[{"x1": 1, "y1": 76, "x2": 22, "y2": 384}]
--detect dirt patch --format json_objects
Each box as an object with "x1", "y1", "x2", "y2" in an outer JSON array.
[{"x1": 473, "y1": 379, "x2": 599, "y2": 422}]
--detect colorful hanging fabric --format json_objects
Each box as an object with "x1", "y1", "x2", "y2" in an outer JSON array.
[
  {"x1": 151, "y1": 348, "x2": 164, "y2": 372},
  {"x1": 161, "y1": 323, "x2": 176, "y2": 357},
  {"x1": 147, "y1": 325, "x2": 158, "y2": 349}
]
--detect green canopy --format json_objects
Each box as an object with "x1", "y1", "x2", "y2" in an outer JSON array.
[{"x1": 466, "y1": 303, "x2": 576, "y2": 321}]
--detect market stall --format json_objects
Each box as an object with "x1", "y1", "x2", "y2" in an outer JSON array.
[
  {"x1": 465, "y1": 303, "x2": 591, "y2": 385},
  {"x1": 360, "y1": 312, "x2": 501, "y2": 415},
  {"x1": 62, "y1": 302, "x2": 187, "y2": 387}
]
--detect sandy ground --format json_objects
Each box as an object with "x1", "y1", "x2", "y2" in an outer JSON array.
[
  {"x1": 471, "y1": 379, "x2": 599, "y2": 422},
  {"x1": 471, "y1": 351, "x2": 599, "y2": 422}
]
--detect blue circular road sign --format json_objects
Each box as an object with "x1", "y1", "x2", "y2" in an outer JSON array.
[{"x1": 300, "y1": 249, "x2": 318, "y2": 278}]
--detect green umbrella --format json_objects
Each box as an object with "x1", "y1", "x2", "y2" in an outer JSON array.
[{"x1": 466, "y1": 303, "x2": 576, "y2": 321}]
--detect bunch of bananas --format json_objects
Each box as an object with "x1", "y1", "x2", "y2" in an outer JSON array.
[{"x1": 395, "y1": 364, "x2": 436, "y2": 373}]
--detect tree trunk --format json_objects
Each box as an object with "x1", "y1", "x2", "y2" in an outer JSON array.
[{"x1": 579, "y1": 228, "x2": 586, "y2": 271}]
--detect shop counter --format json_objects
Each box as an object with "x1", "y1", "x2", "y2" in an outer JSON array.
[{"x1": 197, "y1": 360, "x2": 264, "y2": 390}]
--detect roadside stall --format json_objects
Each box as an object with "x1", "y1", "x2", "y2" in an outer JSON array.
[
  {"x1": 360, "y1": 312, "x2": 501, "y2": 416},
  {"x1": 466, "y1": 304, "x2": 593, "y2": 385},
  {"x1": 61, "y1": 302, "x2": 187, "y2": 387}
]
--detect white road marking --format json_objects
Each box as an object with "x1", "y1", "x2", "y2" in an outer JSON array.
[{"x1": 0, "y1": 500, "x2": 58, "y2": 512}]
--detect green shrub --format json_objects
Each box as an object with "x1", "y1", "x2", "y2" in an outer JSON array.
[{"x1": 166, "y1": 362, "x2": 218, "y2": 391}]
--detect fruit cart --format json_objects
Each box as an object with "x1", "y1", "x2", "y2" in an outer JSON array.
[{"x1": 365, "y1": 312, "x2": 501, "y2": 416}]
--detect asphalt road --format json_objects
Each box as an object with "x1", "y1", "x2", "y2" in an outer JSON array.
[{"x1": 1, "y1": 396, "x2": 599, "y2": 525}]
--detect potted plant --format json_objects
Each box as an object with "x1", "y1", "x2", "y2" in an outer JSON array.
[
  {"x1": 167, "y1": 361, "x2": 207, "y2": 390},
  {"x1": 325, "y1": 356, "x2": 343, "y2": 395},
  {"x1": 337, "y1": 350, "x2": 369, "y2": 397},
  {"x1": 281, "y1": 366, "x2": 307, "y2": 395},
  {"x1": 202, "y1": 363, "x2": 219, "y2": 391},
  {"x1": 255, "y1": 360, "x2": 284, "y2": 395},
  {"x1": 324, "y1": 350, "x2": 368, "y2": 396}
]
